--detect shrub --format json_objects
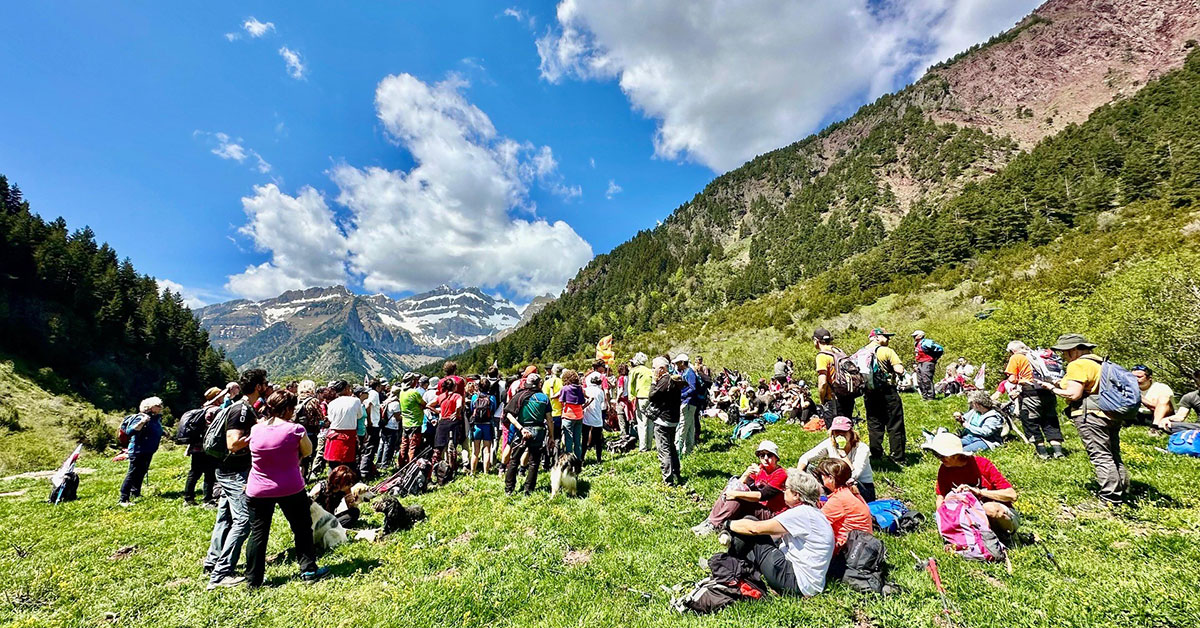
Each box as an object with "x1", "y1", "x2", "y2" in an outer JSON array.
[
  {"x1": 0, "y1": 400, "x2": 21, "y2": 431},
  {"x1": 67, "y1": 411, "x2": 115, "y2": 451}
]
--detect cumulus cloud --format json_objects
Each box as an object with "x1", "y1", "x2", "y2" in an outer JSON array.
[
  {"x1": 226, "y1": 16, "x2": 275, "y2": 40},
  {"x1": 225, "y1": 74, "x2": 592, "y2": 300},
  {"x1": 536, "y1": 0, "x2": 1040, "y2": 172},
  {"x1": 195, "y1": 131, "x2": 272, "y2": 173},
  {"x1": 279, "y1": 46, "x2": 306, "y2": 79},
  {"x1": 605, "y1": 179, "x2": 622, "y2": 199},
  {"x1": 155, "y1": 278, "x2": 212, "y2": 309}
]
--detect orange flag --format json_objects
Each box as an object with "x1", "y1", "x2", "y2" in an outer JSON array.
[{"x1": 595, "y1": 335, "x2": 614, "y2": 367}]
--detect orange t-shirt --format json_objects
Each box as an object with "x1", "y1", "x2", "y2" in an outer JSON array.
[
  {"x1": 820, "y1": 487, "x2": 874, "y2": 551},
  {"x1": 1004, "y1": 353, "x2": 1034, "y2": 385}
]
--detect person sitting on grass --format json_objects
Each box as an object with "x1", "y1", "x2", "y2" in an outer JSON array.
[
  {"x1": 308, "y1": 465, "x2": 361, "y2": 528},
  {"x1": 815, "y1": 458, "x2": 873, "y2": 551},
  {"x1": 691, "y1": 440, "x2": 790, "y2": 536},
  {"x1": 718, "y1": 470, "x2": 835, "y2": 597},
  {"x1": 1162, "y1": 368, "x2": 1200, "y2": 434},
  {"x1": 796, "y1": 417, "x2": 875, "y2": 502},
  {"x1": 922, "y1": 432, "x2": 1019, "y2": 542},
  {"x1": 953, "y1": 390, "x2": 1004, "y2": 452}
]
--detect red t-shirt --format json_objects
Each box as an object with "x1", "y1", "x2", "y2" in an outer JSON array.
[
  {"x1": 752, "y1": 466, "x2": 789, "y2": 514},
  {"x1": 445, "y1": 375, "x2": 466, "y2": 397},
  {"x1": 437, "y1": 393, "x2": 463, "y2": 421},
  {"x1": 935, "y1": 456, "x2": 1011, "y2": 497}
]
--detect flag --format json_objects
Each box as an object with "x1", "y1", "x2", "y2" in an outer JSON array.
[{"x1": 596, "y1": 335, "x2": 614, "y2": 367}]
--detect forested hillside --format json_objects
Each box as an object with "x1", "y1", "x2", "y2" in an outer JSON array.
[
  {"x1": 0, "y1": 176, "x2": 235, "y2": 415},
  {"x1": 444, "y1": 40, "x2": 1200, "y2": 376}
]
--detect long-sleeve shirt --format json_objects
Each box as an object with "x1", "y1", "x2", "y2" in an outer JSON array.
[
  {"x1": 629, "y1": 365, "x2": 654, "y2": 399},
  {"x1": 797, "y1": 439, "x2": 873, "y2": 485},
  {"x1": 680, "y1": 367, "x2": 699, "y2": 406},
  {"x1": 647, "y1": 373, "x2": 683, "y2": 426},
  {"x1": 124, "y1": 413, "x2": 164, "y2": 456},
  {"x1": 961, "y1": 409, "x2": 1003, "y2": 446}
]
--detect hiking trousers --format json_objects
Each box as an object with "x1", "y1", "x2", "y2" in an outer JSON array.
[
  {"x1": 916, "y1": 362, "x2": 937, "y2": 400},
  {"x1": 377, "y1": 427, "x2": 400, "y2": 468},
  {"x1": 636, "y1": 399, "x2": 653, "y2": 452},
  {"x1": 728, "y1": 519, "x2": 800, "y2": 595},
  {"x1": 1019, "y1": 388, "x2": 1063, "y2": 443},
  {"x1": 505, "y1": 436, "x2": 544, "y2": 494},
  {"x1": 823, "y1": 393, "x2": 858, "y2": 420},
  {"x1": 863, "y1": 387, "x2": 906, "y2": 464},
  {"x1": 399, "y1": 426, "x2": 422, "y2": 467},
  {"x1": 654, "y1": 422, "x2": 681, "y2": 483},
  {"x1": 244, "y1": 490, "x2": 318, "y2": 587},
  {"x1": 676, "y1": 403, "x2": 698, "y2": 456},
  {"x1": 561, "y1": 418, "x2": 583, "y2": 459},
  {"x1": 185, "y1": 452, "x2": 216, "y2": 503},
  {"x1": 1072, "y1": 412, "x2": 1129, "y2": 503},
  {"x1": 119, "y1": 452, "x2": 154, "y2": 502},
  {"x1": 207, "y1": 468, "x2": 251, "y2": 581}
]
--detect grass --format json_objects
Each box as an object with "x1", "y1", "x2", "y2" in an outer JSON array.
[{"x1": 2, "y1": 391, "x2": 1199, "y2": 628}]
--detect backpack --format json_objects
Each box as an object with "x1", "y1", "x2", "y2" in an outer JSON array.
[
  {"x1": 203, "y1": 403, "x2": 247, "y2": 459},
  {"x1": 117, "y1": 414, "x2": 142, "y2": 448},
  {"x1": 470, "y1": 394, "x2": 494, "y2": 425},
  {"x1": 48, "y1": 471, "x2": 79, "y2": 504},
  {"x1": 173, "y1": 408, "x2": 207, "y2": 445},
  {"x1": 867, "y1": 499, "x2": 924, "y2": 535},
  {"x1": 295, "y1": 397, "x2": 323, "y2": 432},
  {"x1": 761, "y1": 412, "x2": 780, "y2": 424},
  {"x1": 731, "y1": 418, "x2": 765, "y2": 441},
  {"x1": 936, "y1": 490, "x2": 1006, "y2": 562},
  {"x1": 1168, "y1": 430, "x2": 1200, "y2": 457},
  {"x1": 924, "y1": 341, "x2": 945, "y2": 361},
  {"x1": 606, "y1": 434, "x2": 637, "y2": 454},
  {"x1": 1083, "y1": 356, "x2": 1141, "y2": 420},
  {"x1": 840, "y1": 529, "x2": 887, "y2": 594},
  {"x1": 671, "y1": 577, "x2": 744, "y2": 614},
  {"x1": 852, "y1": 345, "x2": 891, "y2": 391},
  {"x1": 390, "y1": 459, "x2": 431, "y2": 496},
  {"x1": 820, "y1": 349, "x2": 864, "y2": 399}
]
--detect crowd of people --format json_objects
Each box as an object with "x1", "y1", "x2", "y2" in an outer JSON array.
[{"x1": 109, "y1": 326, "x2": 1200, "y2": 600}]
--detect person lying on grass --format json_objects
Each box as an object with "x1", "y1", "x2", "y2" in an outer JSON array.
[
  {"x1": 952, "y1": 390, "x2": 1004, "y2": 452},
  {"x1": 717, "y1": 469, "x2": 835, "y2": 597},
  {"x1": 691, "y1": 440, "x2": 790, "y2": 536},
  {"x1": 923, "y1": 432, "x2": 1019, "y2": 542},
  {"x1": 796, "y1": 416, "x2": 876, "y2": 502}
]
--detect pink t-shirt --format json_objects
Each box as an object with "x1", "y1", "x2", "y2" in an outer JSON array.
[{"x1": 247, "y1": 421, "x2": 307, "y2": 498}]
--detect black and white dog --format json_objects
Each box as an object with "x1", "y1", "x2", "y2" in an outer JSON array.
[
  {"x1": 373, "y1": 495, "x2": 427, "y2": 535},
  {"x1": 550, "y1": 452, "x2": 581, "y2": 497},
  {"x1": 309, "y1": 502, "x2": 349, "y2": 551}
]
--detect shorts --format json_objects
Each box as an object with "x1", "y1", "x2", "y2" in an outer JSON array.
[
  {"x1": 471, "y1": 423, "x2": 494, "y2": 442},
  {"x1": 434, "y1": 419, "x2": 466, "y2": 449}
]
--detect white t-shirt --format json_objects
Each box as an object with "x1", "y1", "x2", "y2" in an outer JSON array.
[
  {"x1": 366, "y1": 389, "x2": 381, "y2": 427},
  {"x1": 423, "y1": 389, "x2": 439, "y2": 420},
  {"x1": 583, "y1": 383, "x2": 605, "y2": 427},
  {"x1": 384, "y1": 399, "x2": 401, "y2": 430},
  {"x1": 773, "y1": 504, "x2": 835, "y2": 597},
  {"x1": 1139, "y1": 381, "x2": 1174, "y2": 415},
  {"x1": 326, "y1": 395, "x2": 364, "y2": 431}
]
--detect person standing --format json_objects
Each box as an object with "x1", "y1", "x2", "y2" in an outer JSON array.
[
  {"x1": 184, "y1": 387, "x2": 225, "y2": 507},
  {"x1": 118, "y1": 396, "x2": 165, "y2": 506},
  {"x1": 581, "y1": 372, "x2": 606, "y2": 464},
  {"x1": 675, "y1": 354, "x2": 699, "y2": 456},
  {"x1": 294, "y1": 380, "x2": 323, "y2": 480},
  {"x1": 432, "y1": 378, "x2": 466, "y2": 475},
  {"x1": 1004, "y1": 341, "x2": 1065, "y2": 459},
  {"x1": 322, "y1": 381, "x2": 361, "y2": 476},
  {"x1": 542, "y1": 364, "x2": 565, "y2": 455},
  {"x1": 1043, "y1": 334, "x2": 1129, "y2": 505},
  {"x1": 504, "y1": 374, "x2": 553, "y2": 494},
  {"x1": 912, "y1": 330, "x2": 942, "y2": 401},
  {"x1": 360, "y1": 379, "x2": 384, "y2": 479},
  {"x1": 862, "y1": 329, "x2": 907, "y2": 466},
  {"x1": 206, "y1": 368, "x2": 267, "y2": 590},
  {"x1": 629, "y1": 353, "x2": 655, "y2": 452},
  {"x1": 647, "y1": 356, "x2": 684, "y2": 485},
  {"x1": 377, "y1": 385, "x2": 403, "y2": 470},
  {"x1": 395, "y1": 373, "x2": 426, "y2": 466},
  {"x1": 813, "y1": 328, "x2": 857, "y2": 419}
]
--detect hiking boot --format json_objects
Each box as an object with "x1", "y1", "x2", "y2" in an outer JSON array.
[
  {"x1": 118, "y1": 500, "x2": 133, "y2": 507},
  {"x1": 184, "y1": 498, "x2": 197, "y2": 506},
  {"x1": 1034, "y1": 444, "x2": 1050, "y2": 460},
  {"x1": 207, "y1": 576, "x2": 245, "y2": 590},
  {"x1": 691, "y1": 521, "x2": 716, "y2": 537},
  {"x1": 300, "y1": 567, "x2": 330, "y2": 582},
  {"x1": 1051, "y1": 444, "x2": 1065, "y2": 459}
]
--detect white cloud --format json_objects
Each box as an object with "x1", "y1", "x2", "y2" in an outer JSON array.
[
  {"x1": 503, "y1": 7, "x2": 536, "y2": 28},
  {"x1": 243, "y1": 17, "x2": 275, "y2": 38},
  {"x1": 225, "y1": 73, "x2": 592, "y2": 301},
  {"x1": 195, "y1": 131, "x2": 272, "y2": 173},
  {"x1": 536, "y1": 0, "x2": 1041, "y2": 172},
  {"x1": 155, "y1": 278, "x2": 211, "y2": 309},
  {"x1": 605, "y1": 179, "x2": 622, "y2": 199},
  {"x1": 279, "y1": 46, "x2": 306, "y2": 80}
]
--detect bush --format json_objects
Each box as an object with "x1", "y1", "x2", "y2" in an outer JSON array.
[
  {"x1": 0, "y1": 400, "x2": 21, "y2": 431},
  {"x1": 67, "y1": 411, "x2": 115, "y2": 452}
]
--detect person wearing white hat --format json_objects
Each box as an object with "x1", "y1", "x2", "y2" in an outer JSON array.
[
  {"x1": 922, "y1": 432, "x2": 1019, "y2": 537},
  {"x1": 673, "y1": 354, "x2": 700, "y2": 456},
  {"x1": 628, "y1": 353, "x2": 655, "y2": 452},
  {"x1": 691, "y1": 440, "x2": 789, "y2": 536}
]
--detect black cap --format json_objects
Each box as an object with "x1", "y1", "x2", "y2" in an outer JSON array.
[{"x1": 813, "y1": 327, "x2": 833, "y2": 343}]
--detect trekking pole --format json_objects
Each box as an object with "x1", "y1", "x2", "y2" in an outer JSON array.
[{"x1": 909, "y1": 551, "x2": 951, "y2": 613}]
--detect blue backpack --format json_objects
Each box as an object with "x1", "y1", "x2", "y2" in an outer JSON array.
[
  {"x1": 1168, "y1": 430, "x2": 1200, "y2": 457},
  {"x1": 1085, "y1": 356, "x2": 1141, "y2": 419},
  {"x1": 868, "y1": 499, "x2": 923, "y2": 534},
  {"x1": 761, "y1": 412, "x2": 780, "y2": 424}
]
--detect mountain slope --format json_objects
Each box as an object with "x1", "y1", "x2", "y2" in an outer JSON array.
[
  {"x1": 198, "y1": 285, "x2": 521, "y2": 376},
  {"x1": 445, "y1": 0, "x2": 1200, "y2": 373}
]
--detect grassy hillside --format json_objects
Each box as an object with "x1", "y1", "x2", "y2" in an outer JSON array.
[{"x1": 2, "y1": 400, "x2": 1198, "y2": 627}]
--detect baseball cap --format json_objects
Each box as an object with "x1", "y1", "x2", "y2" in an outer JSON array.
[
  {"x1": 754, "y1": 440, "x2": 780, "y2": 457},
  {"x1": 522, "y1": 365, "x2": 539, "y2": 377},
  {"x1": 829, "y1": 416, "x2": 852, "y2": 432},
  {"x1": 1131, "y1": 364, "x2": 1152, "y2": 377},
  {"x1": 812, "y1": 327, "x2": 833, "y2": 343},
  {"x1": 673, "y1": 353, "x2": 689, "y2": 364},
  {"x1": 922, "y1": 432, "x2": 970, "y2": 458},
  {"x1": 869, "y1": 327, "x2": 895, "y2": 338}
]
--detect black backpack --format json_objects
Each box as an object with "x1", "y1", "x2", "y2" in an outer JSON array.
[
  {"x1": 389, "y1": 459, "x2": 430, "y2": 497},
  {"x1": 49, "y1": 472, "x2": 79, "y2": 504},
  {"x1": 470, "y1": 394, "x2": 494, "y2": 425},
  {"x1": 840, "y1": 530, "x2": 888, "y2": 594},
  {"x1": 173, "y1": 408, "x2": 207, "y2": 445}
]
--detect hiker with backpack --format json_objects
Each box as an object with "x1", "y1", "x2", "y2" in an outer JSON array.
[
  {"x1": 377, "y1": 385, "x2": 404, "y2": 471},
  {"x1": 294, "y1": 380, "x2": 324, "y2": 480},
  {"x1": 813, "y1": 328, "x2": 860, "y2": 420},
  {"x1": 912, "y1": 331, "x2": 943, "y2": 401},
  {"x1": 468, "y1": 379, "x2": 496, "y2": 474},
  {"x1": 718, "y1": 470, "x2": 835, "y2": 597},
  {"x1": 690, "y1": 440, "x2": 790, "y2": 536},
  {"x1": 182, "y1": 387, "x2": 226, "y2": 507},
  {"x1": 859, "y1": 328, "x2": 908, "y2": 466},
  {"x1": 205, "y1": 368, "x2": 268, "y2": 589},
  {"x1": 323, "y1": 380, "x2": 361, "y2": 477},
  {"x1": 118, "y1": 396, "x2": 165, "y2": 506},
  {"x1": 797, "y1": 417, "x2": 875, "y2": 502},
  {"x1": 431, "y1": 377, "x2": 466, "y2": 477},
  {"x1": 1041, "y1": 334, "x2": 1134, "y2": 505},
  {"x1": 1004, "y1": 341, "x2": 1065, "y2": 459},
  {"x1": 647, "y1": 356, "x2": 685, "y2": 485},
  {"x1": 675, "y1": 354, "x2": 701, "y2": 457},
  {"x1": 922, "y1": 432, "x2": 1019, "y2": 543},
  {"x1": 504, "y1": 373, "x2": 554, "y2": 494}
]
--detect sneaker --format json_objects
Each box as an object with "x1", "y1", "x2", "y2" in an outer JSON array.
[
  {"x1": 1034, "y1": 444, "x2": 1050, "y2": 460},
  {"x1": 691, "y1": 521, "x2": 716, "y2": 537},
  {"x1": 202, "y1": 564, "x2": 214, "y2": 574},
  {"x1": 118, "y1": 501, "x2": 132, "y2": 507},
  {"x1": 1051, "y1": 445, "x2": 1066, "y2": 459},
  {"x1": 300, "y1": 567, "x2": 330, "y2": 582},
  {"x1": 207, "y1": 576, "x2": 245, "y2": 590}
]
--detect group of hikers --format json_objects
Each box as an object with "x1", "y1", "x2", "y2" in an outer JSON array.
[{"x1": 110, "y1": 326, "x2": 1200, "y2": 600}]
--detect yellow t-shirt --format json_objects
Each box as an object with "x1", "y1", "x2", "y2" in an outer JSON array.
[
  {"x1": 1064, "y1": 355, "x2": 1101, "y2": 394},
  {"x1": 543, "y1": 376, "x2": 564, "y2": 417},
  {"x1": 873, "y1": 345, "x2": 903, "y2": 375},
  {"x1": 815, "y1": 350, "x2": 836, "y2": 402}
]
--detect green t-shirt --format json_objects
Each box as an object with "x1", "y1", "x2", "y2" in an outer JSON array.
[
  {"x1": 521, "y1": 392, "x2": 552, "y2": 428},
  {"x1": 399, "y1": 389, "x2": 426, "y2": 429}
]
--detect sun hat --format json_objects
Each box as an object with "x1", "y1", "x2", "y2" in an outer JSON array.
[
  {"x1": 754, "y1": 440, "x2": 780, "y2": 457},
  {"x1": 522, "y1": 365, "x2": 539, "y2": 377},
  {"x1": 922, "y1": 431, "x2": 970, "y2": 458},
  {"x1": 204, "y1": 386, "x2": 223, "y2": 402},
  {"x1": 673, "y1": 353, "x2": 690, "y2": 364},
  {"x1": 869, "y1": 327, "x2": 895, "y2": 338},
  {"x1": 1050, "y1": 333, "x2": 1096, "y2": 351},
  {"x1": 829, "y1": 416, "x2": 853, "y2": 432},
  {"x1": 652, "y1": 356, "x2": 670, "y2": 369},
  {"x1": 586, "y1": 372, "x2": 604, "y2": 385}
]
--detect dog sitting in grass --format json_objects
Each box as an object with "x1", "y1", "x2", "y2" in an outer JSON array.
[
  {"x1": 550, "y1": 452, "x2": 581, "y2": 497},
  {"x1": 373, "y1": 495, "x2": 426, "y2": 535},
  {"x1": 309, "y1": 501, "x2": 349, "y2": 551}
]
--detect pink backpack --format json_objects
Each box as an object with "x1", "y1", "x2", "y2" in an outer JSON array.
[{"x1": 936, "y1": 490, "x2": 1006, "y2": 562}]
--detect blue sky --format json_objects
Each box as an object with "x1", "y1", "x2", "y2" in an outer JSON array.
[{"x1": 1, "y1": 1, "x2": 1040, "y2": 307}]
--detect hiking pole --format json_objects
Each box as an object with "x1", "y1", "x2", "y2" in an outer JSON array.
[{"x1": 909, "y1": 551, "x2": 950, "y2": 613}]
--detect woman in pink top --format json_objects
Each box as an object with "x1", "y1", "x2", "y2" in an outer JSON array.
[{"x1": 244, "y1": 391, "x2": 328, "y2": 587}]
